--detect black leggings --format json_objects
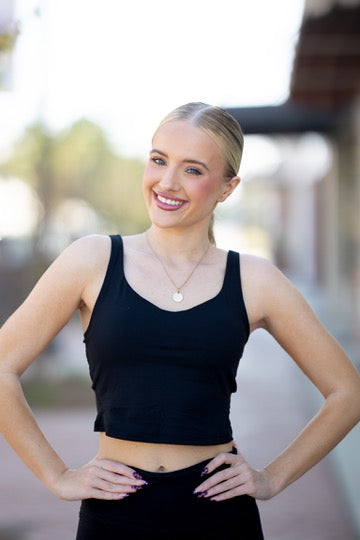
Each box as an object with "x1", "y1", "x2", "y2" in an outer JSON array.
[{"x1": 76, "y1": 449, "x2": 264, "y2": 539}]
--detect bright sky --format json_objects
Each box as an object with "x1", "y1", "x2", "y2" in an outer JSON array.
[{"x1": 5, "y1": 0, "x2": 305, "y2": 158}]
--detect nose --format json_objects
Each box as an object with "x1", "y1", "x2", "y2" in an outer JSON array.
[{"x1": 158, "y1": 166, "x2": 180, "y2": 191}]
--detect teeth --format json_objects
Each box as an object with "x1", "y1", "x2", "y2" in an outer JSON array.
[{"x1": 157, "y1": 195, "x2": 183, "y2": 206}]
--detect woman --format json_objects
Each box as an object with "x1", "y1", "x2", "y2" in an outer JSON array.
[{"x1": 0, "y1": 102, "x2": 359, "y2": 539}]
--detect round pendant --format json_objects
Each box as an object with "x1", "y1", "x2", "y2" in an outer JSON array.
[{"x1": 173, "y1": 291, "x2": 183, "y2": 302}]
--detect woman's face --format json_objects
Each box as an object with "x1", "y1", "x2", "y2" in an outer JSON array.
[{"x1": 143, "y1": 120, "x2": 239, "y2": 232}]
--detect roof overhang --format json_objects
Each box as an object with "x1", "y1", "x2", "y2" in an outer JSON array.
[{"x1": 225, "y1": 101, "x2": 336, "y2": 135}]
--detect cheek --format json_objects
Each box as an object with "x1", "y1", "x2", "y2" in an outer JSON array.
[
  {"x1": 142, "y1": 164, "x2": 155, "y2": 189},
  {"x1": 191, "y1": 178, "x2": 220, "y2": 200},
  {"x1": 143, "y1": 162, "x2": 152, "y2": 179}
]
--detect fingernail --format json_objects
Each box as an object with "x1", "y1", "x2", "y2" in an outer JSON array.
[
  {"x1": 200, "y1": 467, "x2": 209, "y2": 476},
  {"x1": 131, "y1": 485, "x2": 143, "y2": 490},
  {"x1": 197, "y1": 490, "x2": 208, "y2": 498},
  {"x1": 133, "y1": 472, "x2": 143, "y2": 480}
]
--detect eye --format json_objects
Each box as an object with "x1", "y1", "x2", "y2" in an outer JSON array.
[
  {"x1": 151, "y1": 157, "x2": 166, "y2": 166},
  {"x1": 186, "y1": 167, "x2": 202, "y2": 176}
]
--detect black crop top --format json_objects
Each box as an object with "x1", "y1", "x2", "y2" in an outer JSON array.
[{"x1": 83, "y1": 235, "x2": 250, "y2": 445}]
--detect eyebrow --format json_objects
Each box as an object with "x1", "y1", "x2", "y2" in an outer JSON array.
[{"x1": 150, "y1": 148, "x2": 209, "y2": 171}]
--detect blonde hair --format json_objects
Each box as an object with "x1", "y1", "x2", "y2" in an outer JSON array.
[{"x1": 157, "y1": 102, "x2": 244, "y2": 243}]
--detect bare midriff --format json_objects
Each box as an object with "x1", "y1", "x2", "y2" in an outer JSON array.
[{"x1": 98, "y1": 434, "x2": 233, "y2": 472}]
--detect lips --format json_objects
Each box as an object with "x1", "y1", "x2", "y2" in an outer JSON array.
[{"x1": 153, "y1": 191, "x2": 187, "y2": 211}]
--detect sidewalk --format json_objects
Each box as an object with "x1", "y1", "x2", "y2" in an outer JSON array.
[{"x1": 0, "y1": 329, "x2": 358, "y2": 540}]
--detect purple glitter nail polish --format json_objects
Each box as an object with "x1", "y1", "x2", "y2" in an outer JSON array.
[
  {"x1": 200, "y1": 467, "x2": 209, "y2": 476},
  {"x1": 133, "y1": 472, "x2": 143, "y2": 480},
  {"x1": 197, "y1": 490, "x2": 208, "y2": 498}
]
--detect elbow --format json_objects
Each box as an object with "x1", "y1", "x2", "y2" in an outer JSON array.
[
  {"x1": 326, "y1": 380, "x2": 360, "y2": 427},
  {"x1": 351, "y1": 385, "x2": 360, "y2": 424},
  {"x1": 0, "y1": 371, "x2": 21, "y2": 386},
  {"x1": 0, "y1": 371, "x2": 23, "y2": 403},
  {"x1": 0, "y1": 372, "x2": 24, "y2": 433}
]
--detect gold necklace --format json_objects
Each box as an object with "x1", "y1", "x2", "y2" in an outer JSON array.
[{"x1": 146, "y1": 232, "x2": 211, "y2": 303}]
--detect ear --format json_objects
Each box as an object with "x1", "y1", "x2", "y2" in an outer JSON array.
[{"x1": 218, "y1": 176, "x2": 241, "y2": 202}]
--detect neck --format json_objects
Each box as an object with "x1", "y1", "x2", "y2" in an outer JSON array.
[{"x1": 146, "y1": 225, "x2": 211, "y2": 263}]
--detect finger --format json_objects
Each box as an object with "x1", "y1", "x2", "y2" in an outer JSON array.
[
  {"x1": 194, "y1": 455, "x2": 243, "y2": 494},
  {"x1": 209, "y1": 485, "x2": 250, "y2": 502},
  {"x1": 92, "y1": 477, "x2": 144, "y2": 495},
  {"x1": 94, "y1": 458, "x2": 144, "y2": 481},
  {"x1": 96, "y1": 467, "x2": 148, "y2": 487},
  {"x1": 200, "y1": 475, "x2": 245, "y2": 498},
  {"x1": 194, "y1": 465, "x2": 240, "y2": 495},
  {"x1": 200, "y1": 451, "x2": 242, "y2": 477},
  {"x1": 88, "y1": 488, "x2": 132, "y2": 501}
]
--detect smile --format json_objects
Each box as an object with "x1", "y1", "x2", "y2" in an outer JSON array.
[
  {"x1": 153, "y1": 191, "x2": 187, "y2": 210},
  {"x1": 157, "y1": 195, "x2": 182, "y2": 206}
]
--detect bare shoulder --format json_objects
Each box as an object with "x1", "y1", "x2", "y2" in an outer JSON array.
[
  {"x1": 34, "y1": 235, "x2": 106, "y2": 290},
  {"x1": 57, "y1": 234, "x2": 111, "y2": 271},
  {"x1": 0, "y1": 235, "x2": 112, "y2": 375},
  {"x1": 48, "y1": 234, "x2": 113, "y2": 309},
  {"x1": 239, "y1": 252, "x2": 359, "y2": 399},
  {"x1": 25, "y1": 234, "x2": 112, "y2": 311},
  {"x1": 239, "y1": 254, "x2": 303, "y2": 331},
  {"x1": 240, "y1": 253, "x2": 279, "y2": 280},
  {"x1": 240, "y1": 253, "x2": 299, "y2": 294}
]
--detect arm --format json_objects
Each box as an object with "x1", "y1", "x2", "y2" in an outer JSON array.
[
  {"x1": 256, "y1": 262, "x2": 360, "y2": 496},
  {"x1": 194, "y1": 257, "x2": 360, "y2": 501},
  {"x1": 0, "y1": 235, "x2": 146, "y2": 500}
]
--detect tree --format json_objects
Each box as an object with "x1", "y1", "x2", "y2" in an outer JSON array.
[
  {"x1": 0, "y1": 119, "x2": 149, "y2": 321},
  {"x1": 1, "y1": 119, "x2": 149, "y2": 247}
]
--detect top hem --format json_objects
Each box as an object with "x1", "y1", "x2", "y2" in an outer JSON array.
[{"x1": 95, "y1": 428, "x2": 233, "y2": 447}]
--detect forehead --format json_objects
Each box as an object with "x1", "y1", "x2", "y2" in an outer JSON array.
[{"x1": 152, "y1": 120, "x2": 224, "y2": 166}]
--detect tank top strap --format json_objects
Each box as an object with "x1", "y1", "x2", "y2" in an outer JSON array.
[
  {"x1": 222, "y1": 250, "x2": 249, "y2": 331},
  {"x1": 82, "y1": 235, "x2": 124, "y2": 341},
  {"x1": 109, "y1": 234, "x2": 124, "y2": 273},
  {"x1": 222, "y1": 250, "x2": 241, "y2": 292},
  {"x1": 99, "y1": 234, "x2": 125, "y2": 294}
]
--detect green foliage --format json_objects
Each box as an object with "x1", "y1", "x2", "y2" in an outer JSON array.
[
  {"x1": 0, "y1": 119, "x2": 149, "y2": 236},
  {"x1": 0, "y1": 24, "x2": 20, "y2": 53}
]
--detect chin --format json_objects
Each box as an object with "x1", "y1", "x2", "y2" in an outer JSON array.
[
  {"x1": 148, "y1": 215, "x2": 183, "y2": 230},
  {"x1": 147, "y1": 206, "x2": 183, "y2": 226}
]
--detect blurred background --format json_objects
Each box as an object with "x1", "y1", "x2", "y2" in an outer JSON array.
[{"x1": 0, "y1": 0, "x2": 359, "y2": 539}]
